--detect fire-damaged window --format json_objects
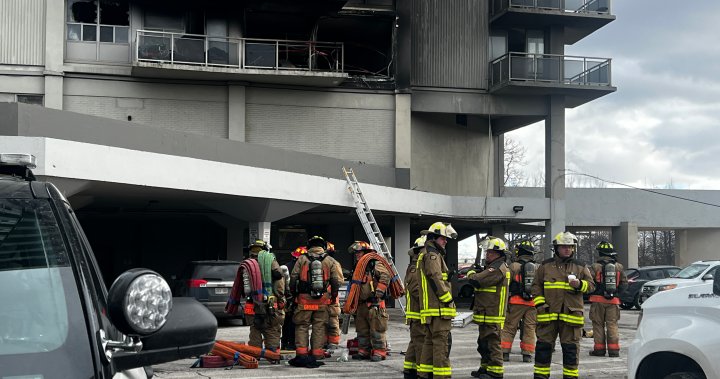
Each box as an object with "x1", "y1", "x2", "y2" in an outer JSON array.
[{"x1": 66, "y1": 0, "x2": 129, "y2": 43}]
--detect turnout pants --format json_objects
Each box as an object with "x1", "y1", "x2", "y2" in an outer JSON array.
[
  {"x1": 404, "y1": 320, "x2": 427, "y2": 374},
  {"x1": 590, "y1": 302, "x2": 620, "y2": 353},
  {"x1": 326, "y1": 303, "x2": 342, "y2": 346},
  {"x1": 500, "y1": 304, "x2": 537, "y2": 356},
  {"x1": 246, "y1": 309, "x2": 285, "y2": 351},
  {"x1": 294, "y1": 307, "x2": 329, "y2": 358},
  {"x1": 355, "y1": 301, "x2": 389, "y2": 358},
  {"x1": 418, "y1": 318, "x2": 452, "y2": 379},
  {"x1": 281, "y1": 307, "x2": 296, "y2": 349},
  {"x1": 477, "y1": 323, "x2": 504, "y2": 378},
  {"x1": 534, "y1": 321, "x2": 581, "y2": 379}
]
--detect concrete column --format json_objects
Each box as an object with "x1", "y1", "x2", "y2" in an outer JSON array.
[
  {"x1": 393, "y1": 216, "x2": 411, "y2": 282},
  {"x1": 249, "y1": 221, "x2": 271, "y2": 245},
  {"x1": 44, "y1": 0, "x2": 65, "y2": 109},
  {"x1": 494, "y1": 134, "x2": 504, "y2": 196},
  {"x1": 612, "y1": 222, "x2": 638, "y2": 269},
  {"x1": 208, "y1": 215, "x2": 247, "y2": 261},
  {"x1": 675, "y1": 229, "x2": 687, "y2": 267},
  {"x1": 395, "y1": 93, "x2": 412, "y2": 188},
  {"x1": 544, "y1": 95, "x2": 566, "y2": 253},
  {"x1": 228, "y1": 85, "x2": 246, "y2": 141},
  {"x1": 675, "y1": 228, "x2": 720, "y2": 267}
]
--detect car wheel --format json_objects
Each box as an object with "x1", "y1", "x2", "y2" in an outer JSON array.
[
  {"x1": 460, "y1": 285, "x2": 474, "y2": 299},
  {"x1": 663, "y1": 371, "x2": 705, "y2": 379},
  {"x1": 633, "y1": 293, "x2": 642, "y2": 310},
  {"x1": 620, "y1": 302, "x2": 633, "y2": 310}
]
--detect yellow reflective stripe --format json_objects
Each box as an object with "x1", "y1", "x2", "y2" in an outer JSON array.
[
  {"x1": 417, "y1": 364, "x2": 433, "y2": 373},
  {"x1": 537, "y1": 313, "x2": 559, "y2": 322},
  {"x1": 544, "y1": 281, "x2": 573, "y2": 290},
  {"x1": 404, "y1": 361, "x2": 416, "y2": 369},
  {"x1": 563, "y1": 367, "x2": 579, "y2": 377},
  {"x1": 499, "y1": 271, "x2": 510, "y2": 317},
  {"x1": 418, "y1": 253, "x2": 429, "y2": 324},
  {"x1": 559, "y1": 313, "x2": 585, "y2": 325},
  {"x1": 534, "y1": 366, "x2": 551, "y2": 374},
  {"x1": 441, "y1": 272, "x2": 448, "y2": 281},
  {"x1": 580, "y1": 280, "x2": 589, "y2": 293},
  {"x1": 474, "y1": 287, "x2": 497, "y2": 293},
  {"x1": 438, "y1": 291, "x2": 453, "y2": 303},
  {"x1": 486, "y1": 365, "x2": 504, "y2": 374},
  {"x1": 433, "y1": 367, "x2": 452, "y2": 375},
  {"x1": 534, "y1": 296, "x2": 546, "y2": 305},
  {"x1": 473, "y1": 315, "x2": 505, "y2": 324},
  {"x1": 440, "y1": 308, "x2": 457, "y2": 317}
]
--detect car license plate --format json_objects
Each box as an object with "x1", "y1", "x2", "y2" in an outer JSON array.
[{"x1": 215, "y1": 288, "x2": 228, "y2": 295}]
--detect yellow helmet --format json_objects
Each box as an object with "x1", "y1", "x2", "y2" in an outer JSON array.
[
  {"x1": 421, "y1": 222, "x2": 458, "y2": 239},
  {"x1": 480, "y1": 236, "x2": 507, "y2": 253},
  {"x1": 413, "y1": 235, "x2": 427, "y2": 248},
  {"x1": 552, "y1": 232, "x2": 578, "y2": 254}
]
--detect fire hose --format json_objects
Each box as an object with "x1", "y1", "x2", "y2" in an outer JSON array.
[
  {"x1": 342, "y1": 252, "x2": 405, "y2": 316},
  {"x1": 225, "y1": 258, "x2": 263, "y2": 315},
  {"x1": 210, "y1": 341, "x2": 259, "y2": 369}
]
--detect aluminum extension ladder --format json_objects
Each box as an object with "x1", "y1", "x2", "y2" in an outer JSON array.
[{"x1": 342, "y1": 167, "x2": 406, "y2": 315}]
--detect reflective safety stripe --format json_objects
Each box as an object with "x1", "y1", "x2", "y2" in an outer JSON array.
[
  {"x1": 474, "y1": 286, "x2": 497, "y2": 293},
  {"x1": 406, "y1": 292, "x2": 421, "y2": 320},
  {"x1": 580, "y1": 280, "x2": 589, "y2": 293},
  {"x1": 534, "y1": 366, "x2": 551, "y2": 375},
  {"x1": 403, "y1": 361, "x2": 416, "y2": 369},
  {"x1": 563, "y1": 367, "x2": 579, "y2": 377},
  {"x1": 417, "y1": 364, "x2": 433, "y2": 373},
  {"x1": 441, "y1": 272, "x2": 448, "y2": 281},
  {"x1": 432, "y1": 366, "x2": 452, "y2": 376},
  {"x1": 473, "y1": 314, "x2": 505, "y2": 324},
  {"x1": 438, "y1": 291, "x2": 453, "y2": 303},
  {"x1": 544, "y1": 281, "x2": 574, "y2": 290},
  {"x1": 421, "y1": 308, "x2": 457, "y2": 317},
  {"x1": 500, "y1": 271, "x2": 510, "y2": 317},
  {"x1": 534, "y1": 296, "x2": 546, "y2": 306},
  {"x1": 537, "y1": 312, "x2": 585, "y2": 325},
  {"x1": 536, "y1": 313, "x2": 559, "y2": 322},
  {"x1": 486, "y1": 365, "x2": 504, "y2": 374}
]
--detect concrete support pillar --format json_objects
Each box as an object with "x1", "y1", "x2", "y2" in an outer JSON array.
[
  {"x1": 249, "y1": 221, "x2": 271, "y2": 245},
  {"x1": 44, "y1": 0, "x2": 65, "y2": 109},
  {"x1": 544, "y1": 95, "x2": 566, "y2": 255},
  {"x1": 228, "y1": 85, "x2": 246, "y2": 142},
  {"x1": 494, "y1": 134, "x2": 505, "y2": 196},
  {"x1": 395, "y1": 93, "x2": 412, "y2": 188},
  {"x1": 676, "y1": 229, "x2": 687, "y2": 267},
  {"x1": 675, "y1": 229, "x2": 720, "y2": 267},
  {"x1": 393, "y1": 216, "x2": 411, "y2": 283},
  {"x1": 612, "y1": 222, "x2": 638, "y2": 269},
  {"x1": 208, "y1": 215, "x2": 247, "y2": 261}
]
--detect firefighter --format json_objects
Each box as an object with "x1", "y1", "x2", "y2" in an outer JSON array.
[
  {"x1": 244, "y1": 240, "x2": 286, "y2": 358},
  {"x1": 281, "y1": 246, "x2": 306, "y2": 350},
  {"x1": 289, "y1": 236, "x2": 342, "y2": 363},
  {"x1": 588, "y1": 241, "x2": 628, "y2": 357},
  {"x1": 417, "y1": 222, "x2": 458, "y2": 379},
  {"x1": 532, "y1": 232, "x2": 595, "y2": 379},
  {"x1": 325, "y1": 241, "x2": 343, "y2": 349},
  {"x1": 467, "y1": 236, "x2": 511, "y2": 379},
  {"x1": 500, "y1": 240, "x2": 538, "y2": 363},
  {"x1": 404, "y1": 236, "x2": 426, "y2": 379},
  {"x1": 349, "y1": 240, "x2": 391, "y2": 361}
]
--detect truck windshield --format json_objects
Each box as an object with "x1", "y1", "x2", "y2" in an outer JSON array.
[{"x1": 673, "y1": 264, "x2": 710, "y2": 279}]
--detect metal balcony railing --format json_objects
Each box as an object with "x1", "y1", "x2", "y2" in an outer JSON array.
[
  {"x1": 491, "y1": 0, "x2": 611, "y2": 17},
  {"x1": 135, "y1": 30, "x2": 344, "y2": 72},
  {"x1": 489, "y1": 52, "x2": 612, "y2": 88}
]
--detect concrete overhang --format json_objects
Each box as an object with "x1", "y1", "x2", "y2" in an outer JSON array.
[
  {"x1": 132, "y1": 61, "x2": 349, "y2": 87},
  {"x1": 489, "y1": 82, "x2": 616, "y2": 108},
  {"x1": 490, "y1": 9, "x2": 615, "y2": 45},
  {"x1": 411, "y1": 89, "x2": 548, "y2": 117}
]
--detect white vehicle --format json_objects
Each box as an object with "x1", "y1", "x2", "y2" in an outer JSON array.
[
  {"x1": 628, "y1": 266, "x2": 720, "y2": 379},
  {"x1": 639, "y1": 260, "x2": 720, "y2": 304}
]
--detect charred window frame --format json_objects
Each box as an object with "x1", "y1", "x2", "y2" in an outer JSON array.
[{"x1": 66, "y1": 0, "x2": 129, "y2": 44}]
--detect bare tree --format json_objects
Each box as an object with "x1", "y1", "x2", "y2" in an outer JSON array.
[
  {"x1": 504, "y1": 137, "x2": 528, "y2": 187},
  {"x1": 638, "y1": 230, "x2": 675, "y2": 266}
]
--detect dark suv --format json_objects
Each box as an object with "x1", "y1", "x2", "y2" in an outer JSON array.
[
  {"x1": 620, "y1": 265, "x2": 681, "y2": 310},
  {"x1": 0, "y1": 154, "x2": 217, "y2": 378},
  {"x1": 174, "y1": 260, "x2": 242, "y2": 320}
]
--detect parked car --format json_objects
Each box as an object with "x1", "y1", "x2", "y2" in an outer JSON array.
[
  {"x1": 456, "y1": 266, "x2": 476, "y2": 299},
  {"x1": 619, "y1": 265, "x2": 681, "y2": 310},
  {"x1": 0, "y1": 154, "x2": 216, "y2": 378},
  {"x1": 174, "y1": 260, "x2": 242, "y2": 320},
  {"x1": 628, "y1": 266, "x2": 720, "y2": 379},
  {"x1": 639, "y1": 260, "x2": 720, "y2": 305}
]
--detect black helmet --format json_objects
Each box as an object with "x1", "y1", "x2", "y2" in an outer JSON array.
[
  {"x1": 307, "y1": 235, "x2": 327, "y2": 250},
  {"x1": 596, "y1": 241, "x2": 617, "y2": 257},
  {"x1": 515, "y1": 240, "x2": 536, "y2": 256}
]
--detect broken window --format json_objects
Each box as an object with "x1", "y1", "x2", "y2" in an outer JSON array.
[
  {"x1": 317, "y1": 15, "x2": 394, "y2": 77},
  {"x1": 66, "y1": 0, "x2": 129, "y2": 43}
]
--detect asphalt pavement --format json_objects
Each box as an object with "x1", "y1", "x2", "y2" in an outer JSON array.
[{"x1": 152, "y1": 304, "x2": 638, "y2": 379}]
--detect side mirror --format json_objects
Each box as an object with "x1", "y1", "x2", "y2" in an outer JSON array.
[{"x1": 702, "y1": 273, "x2": 714, "y2": 281}]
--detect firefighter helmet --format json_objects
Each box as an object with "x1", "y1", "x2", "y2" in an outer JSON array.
[
  {"x1": 480, "y1": 236, "x2": 507, "y2": 254},
  {"x1": 348, "y1": 241, "x2": 374, "y2": 254},
  {"x1": 552, "y1": 232, "x2": 578, "y2": 254},
  {"x1": 291, "y1": 246, "x2": 307, "y2": 258},
  {"x1": 421, "y1": 222, "x2": 458, "y2": 240},
  {"x1": 307, "y1": 235, "x2": 327, "y2": 250},
  {"x1": 248, "y1": 239, "x2": 269, "y2": 251},
  {"x1": 596, "y1": 241, "x2": 617, "y2": 257},
  {"x1": 515, "y1": 240, "x2": 536, "y2": 256},
  {"x1": 413, "y1": 235, "x2": 427, "y2": 248}
]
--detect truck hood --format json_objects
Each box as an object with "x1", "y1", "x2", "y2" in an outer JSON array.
[
  {"x1": 644, "y1": 277, "x2": 693, "y2": 287},
  {"x1": 641, "y1": 282, "x2": 717, "y2": 309}
]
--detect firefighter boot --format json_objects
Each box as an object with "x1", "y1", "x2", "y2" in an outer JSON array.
[
  {"x1": 403, "y1": 369, "x2": 418, "y2": 379},
  {"x1": 608, "y1": 350, "x2": 620, "y2": 357},
  {"x1": 503, "y1": 352, "x2": 510, "y2": 362},
  {"x1": 470, "y1": 367, "x2": 487, "y2": 378},
  {"x1": 522, "y1": 354, "x2": 533, "y2": 363},
  {"x1": 589, "y1": 349, "x2": 606, "y2": 357}
]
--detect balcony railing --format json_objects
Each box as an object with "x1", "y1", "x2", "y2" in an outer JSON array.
[
  {"x1": 491, "y1": 0, "x2": 611, "y2": 17},
  {"x1": 490, "y1": 52, "x2": 611, "y2": 88},
  {"x1": 135, "y1": 30, "x2": 344, "y2": 72}
]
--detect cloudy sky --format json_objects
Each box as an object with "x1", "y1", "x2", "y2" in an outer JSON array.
[{"x1": 507, "y1": 0, "x2": 720, "y2": 189}]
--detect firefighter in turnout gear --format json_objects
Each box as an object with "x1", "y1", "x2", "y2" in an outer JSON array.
[
  {"x1": 588, "y1": 241, "x2": 628, "y2": 357},
  {"x1": 500, "y1": 240, "x2": 538, "y2": 363},
  {"x1": 349, "y1": 241, "x2": 392, "y2": 361},
  {"x1": 417, "y1": 222, "x2": 458, "y2": 379},
  {"x1": 404, "y1": 236, "x2": 427, "y2": 379},
  {"x1": 245, "y1": 240, "x2": 286, "y2": 357},
  {"x1": 468, "y1": 237, "x2": 511, "y2": 379},
  {"x1": 532, "y1": 232, "x2": 595, "y2": 379},
  {"x1": 289, "y1": 236, "x2": 342, "y2": 362},
  {"x1": 324, "y1": 242, "x2": 343, "y2": 349}
]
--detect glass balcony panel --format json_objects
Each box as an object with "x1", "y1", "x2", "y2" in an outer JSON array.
[
  {"x1": 138, "y1": 34, "x2": 171, "y2": 60},
  {"x1": 173, "y1": 36, "x2": 205, "y2": 64},
  {"x1": 510, "y1": 56, "x2": 534, "y2": 80},
  {"x1": 510, "y1": 0, "x2": 533, "y2": 7},
  {"x1": 100, "y1": 26, "x2": 113, "y2": 42},
  {"x1": 208, "y1": 39, "x2": 232, "y2": 65},
  {"x1": 279, "y1": 42, "x2": 310, "y2": 70},
  {"x1": 82, "y1": 25, "x2": 96, "y2": 41},
  {"x1": 245, "y1": 43, "x2": 277, "y2": 68},
  {"x1": 563, "y1": 58, "x2": 585, "y2": 83},
  {"x1": 537, "y1": 0, "x2": 560, "y2": 10},
  {"x1": 115, "y1": 27, "x2": 129, "y2": 43},
  {"x1": 536, "y1": 56, "x2": 560, "y2": 81}
]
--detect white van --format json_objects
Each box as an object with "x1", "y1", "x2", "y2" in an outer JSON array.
[{"x1": 628, "y1": 266, "x2": 720, "y2": 379}]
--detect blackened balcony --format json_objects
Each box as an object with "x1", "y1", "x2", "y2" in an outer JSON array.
[
  {"x1": 489, "y1": 52, "x2": 615, "y2": 107},
  {"x1": 490, "y1": 0, "x2": 615, "y2": 44},
  {"x1": 131, "y1": 30, "x2": 349, "y2": 86}
]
